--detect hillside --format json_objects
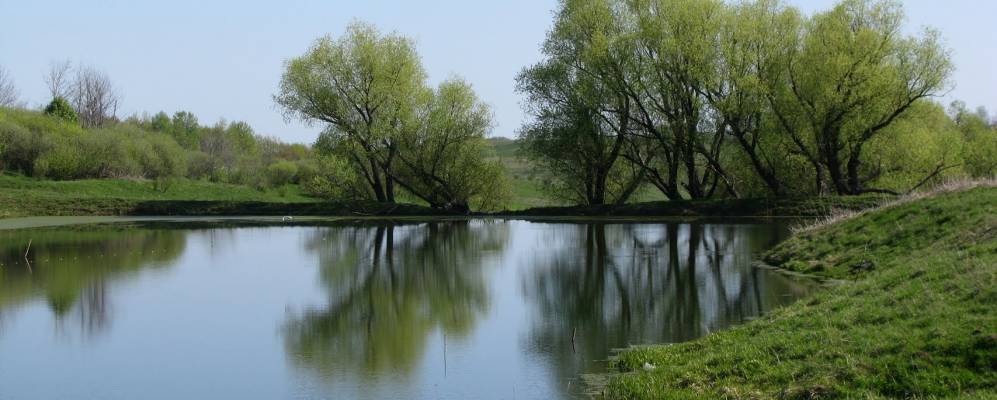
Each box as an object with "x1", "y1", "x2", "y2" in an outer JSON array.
[{"x1": 601, "y1": 182, "x2": 997, "y2": 399}]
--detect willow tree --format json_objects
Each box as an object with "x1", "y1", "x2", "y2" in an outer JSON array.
[
  {"x1": 393, "y1": 78, "x2": 510, "y2": 212},
  {"x1": 767, "y1": 0, "x2": 953, "y2": 195},
  {"x1": 518, "y1": 0, "x2": 645, "y2": 205},
  {"x1": 277, "y1": 22, "x2": 507, "y2": 210},
  {"x1": 276, "y1": 22, "x2": 426, "y2": 203},
  {"x1": 622, "y1": 0, "x2": 735, "y2": 199},
  {"x1": 705, "y1": 0, "x2": 803, "y2": 196}
]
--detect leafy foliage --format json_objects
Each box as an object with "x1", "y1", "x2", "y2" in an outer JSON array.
[
  {"x1": 277, "y1": 22, "x2": 510, "y2": 211},
  {"x1": 520, "y1": 0, "x2": 979, "y2": 204},
  {"x1": 605, "y1": 186, "x2": 997, "y2": 398},
  {"x1": 43, "y1": 97, "x2": 78, "y2": 124}
]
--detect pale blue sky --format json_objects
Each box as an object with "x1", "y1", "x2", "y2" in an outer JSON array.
[{"x1": 1, "y1": 0, "x2": 993, "y2": 143}]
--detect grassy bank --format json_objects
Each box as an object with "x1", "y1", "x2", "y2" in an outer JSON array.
[
  {"x1": 600, "y1": 183, "x2": 996, "y2": 398},
  {"x1": 502, "y1": 195, "x2": 889, "y2": 218},
  {"x1": 0, "y1": 174, "x2": 450, "y2": 218},
  {"x1": 3, "y1": 172, "x2": 898, "y2": 219}
]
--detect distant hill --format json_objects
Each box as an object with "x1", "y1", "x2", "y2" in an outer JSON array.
[
  {"x1": 484, "y1": 136, "x2": 557, "y2": 210},
  {"x1": 486, "y1": 137, "x2": 519, "y2": 158}
]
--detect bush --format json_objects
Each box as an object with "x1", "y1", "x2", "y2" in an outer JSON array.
[
  {"x1": 2, "y1": 109, "x2": 317, "y2": 198},
  {"x1": 265, "y1": 160, "x2": 299, "y2": 187},
  {"x1": 0, "y1": 120, "x2": 51, "y2": 174},
  {"x1": 130, "y1": 131, "x2": 186, "y2": 178},
  {"x1": 185, "y1": 151, "x2": 216, "y2": 180},
  {"x1": 43, "y1": 97, "x2": 79, "y2": 124},
  {"x1": 302, "y1": 155, "x2": 371, "y2": 200}
]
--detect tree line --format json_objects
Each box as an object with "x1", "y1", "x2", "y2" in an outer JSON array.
[
  {"x1": 2, "y1": 1, "x2": 995, "y2": 211},
  {"x1": 517, "y1": 0, "x2": 995, "y2": 205},
  {"x1": 0, "y1": 61, "x2": 317, "y2": 191}
]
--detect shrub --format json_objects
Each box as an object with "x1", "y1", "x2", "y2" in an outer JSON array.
[
  {"x1": 134, "y1": 132, "x2": 186, "y2": 178},
  {"x1": 265, "y1": 160, "x2": 299, "y2": 187},
  {"x1": 0, "y1": 120, "x2": 52, "y2": 174},
  {"x1": 185, "y1": 151, "x2": 216, "y2": 180},
  {"x1": 43, "y1": 97, "x2": 79, "y2": 124},
  {"x1": 302, "y1": 156, "x2": 370, "y2": 200}
]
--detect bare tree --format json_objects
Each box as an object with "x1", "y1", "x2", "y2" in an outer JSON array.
[
  {"x1": 71, "y1": 65, "x2": 120, "y2": 128},
  {"x1": 45, "y1": 60, "x2": 73, "y2": 99},
  {"x1": 0, "y1": 65, "x2": 19, "y2": 108}
]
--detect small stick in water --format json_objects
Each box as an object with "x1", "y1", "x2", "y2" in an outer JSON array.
[
  {"x1": 24, "y1": 239, "x2": 33, "y2": 274},
  {"x1": 571, "y1": 327, "x2": 577, "y2": 353}
]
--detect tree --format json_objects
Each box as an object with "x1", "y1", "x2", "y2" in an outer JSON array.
[
  {"x1": 518, "y1": 0, "x2": 645, "y2": 205},
  {"x1": 277, "y1": 22, "x2": 508, "y2": 211},
  {"x1": 622, "y1": 0, "x2": 737, "y2": 199},
  {"x1": 0, "y1": 65, "x2": 19, "y2": 108},
  {"x1": 276, "y1": 22, "x2": 426, "y2": 203},
  {"x1": 148, "y1": 111, "x2": 171, "y2": 132},
  {"x1": 170, "y1": 111, "x2": 200, "y2": 148},
  {"x1": 43, "y1": 97, "x2": 79, "y2": 124},
  {"x1": 950, "y1": 102, "x2": 997, "y2": 177},
  {"x1": 44, "y1": 60, "x2": 73, "y2": 100},
  {"x1": 705, "y1": 0, "x2": 804, "y2": 196},
  {"x1": 766, "y1": 0, "x2": 953, "y2": 195},
  {"x1": 393, "y1": 78, "x2": 510, "y2": 212},
  {"x1": 70, "y1": 65, "x2": 120, "y2": 128},
  {"x1": 518, "y1": 61, "x2": 638, "y2": 205}
]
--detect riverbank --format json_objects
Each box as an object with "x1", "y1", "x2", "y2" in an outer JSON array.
[
  {"x1": 500, "y1": 195, "x2": 887, "y2": 218},
  {"x1": 1, "y1": 174, "x2": 892, "y2": 219},
  {"x1": 599, "y1": 182, "x2": 996, "y2": 398},
  {"x1": 0, "y1": 175, "x2": 452, "y2": 218}
]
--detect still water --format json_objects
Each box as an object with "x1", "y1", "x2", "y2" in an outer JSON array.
[{"x1": 0, "y1": 219, "x2": 813, "y2": 399}]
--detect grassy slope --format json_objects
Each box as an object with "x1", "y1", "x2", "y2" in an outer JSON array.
[
  {"x1": 486, "y1": 137, "x2": 560, "y2": 210},
  {"x1": 0, "y1": 174, "x2": 454, "y2": 218},
  {"x1": 603, "y1": 186, "x2": 997, "y2": 399},
  {"x1": 504, "y1": 195, "x2": 889, "y2": 218}
]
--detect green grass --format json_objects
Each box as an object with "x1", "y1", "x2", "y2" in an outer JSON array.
[
  {"x1": 504, "y1": 195, "x2": 889, "y2": 218},
  {"x1": 0, "y1": 174, "x2": 470, "y2": 218},
  {"x1": 0, "y1": 174, "x2": 313, "y2": 202},
  {"x1": 0, "y1": 174, "x2": 308, "y2": 218},
  {"x1": 487, "y1": 137, "x2": 562, "y2": 210},
  {"x1": 601, "y1": 185, "x2": 997, "y2": 399}
]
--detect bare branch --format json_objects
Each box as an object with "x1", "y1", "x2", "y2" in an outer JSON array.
[{"x1": 0, "y1": 65, "x2": 20, "y2": 108}]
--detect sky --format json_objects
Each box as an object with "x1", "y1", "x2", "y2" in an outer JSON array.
[{"x1": 0, "y1": 0, "x2": 994, "y2": 144}]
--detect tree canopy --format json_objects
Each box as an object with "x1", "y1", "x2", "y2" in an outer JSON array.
[
  {"x1": 276, "y1": 22, "x2": 508, "y2": 211},
  {"x1": 518, "y1": 0, "x2": 969, "y2": 203}
]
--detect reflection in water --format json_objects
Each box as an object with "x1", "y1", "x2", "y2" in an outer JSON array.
[
  {"x1": 522, "y1": 223, "x2": 811, "y2": 393},
  {"x1": 0, "y1": 220, "x2": 813, "y2": 400},
  {"x1": 0, "y1": 227, "x2": 187, "y2": 336},
  {"x1": 283, "y1": 220, "x2": 509, "y2": 377}
]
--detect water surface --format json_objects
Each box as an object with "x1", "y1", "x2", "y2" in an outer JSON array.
[{"x1": 0, "y1": 219, "x2": 813, "y2": 399}]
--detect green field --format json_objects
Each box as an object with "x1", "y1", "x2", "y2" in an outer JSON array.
[
  {"x1": 600, "y1": 183, "x2": 997, "y2": 399},
  {"x1": 486, "y1": 137, "x2": 558, "y2": 210},
  {"x1": 0, "y1": 174, "x2": 317, "y2": 218}
]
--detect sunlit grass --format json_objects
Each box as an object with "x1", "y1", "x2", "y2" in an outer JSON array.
[{"x1": 601, "y1": 185, "x2": 997, "y2": 399}]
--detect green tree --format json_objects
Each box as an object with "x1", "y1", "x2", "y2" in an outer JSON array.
[
  {"x1": 517, "y1": 62, "x2": 639, "y2": 205},
  {"x1": 148, "y1": 111, "x2": 170, "y2": 132},
  {"x1": 276, "y1": 22, "x2": 426, "y2": 203},
  {"x1": 277, "y1": 22, "x2": 508, "y2": 211},
  {"x1": 766, "y1": 0, "x2": 953, "y2": 195},
  {"x1": 170, "y1": 111, "x2": 200, "y2": 149},
  {"x1": 950, "y1": 102, "x2": 997, "y2": 177},
  {"x1": 43, "y1": 97, "x2": 79, "y2": 124},
  {"x1": 518, "y1": 0, "x2": 643, "y2": 205},
  {"x1": 394, "y1": 78, "x2": 511, "y2": 212}
]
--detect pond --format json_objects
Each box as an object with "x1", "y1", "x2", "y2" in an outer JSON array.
[{"x1": 0, "y1": 218, "x2": 814, "y2": 399}]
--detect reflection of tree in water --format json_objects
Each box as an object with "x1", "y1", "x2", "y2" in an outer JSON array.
[
  {"x1": 523, "y1": 223, "x2": 811, "y2": 391},
  {"x1": 284, "y1": 220, "x2": 509, "y2": 377},
  {"x1": 0, "y1": 227, "x2": 187, "y2": 336}
]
